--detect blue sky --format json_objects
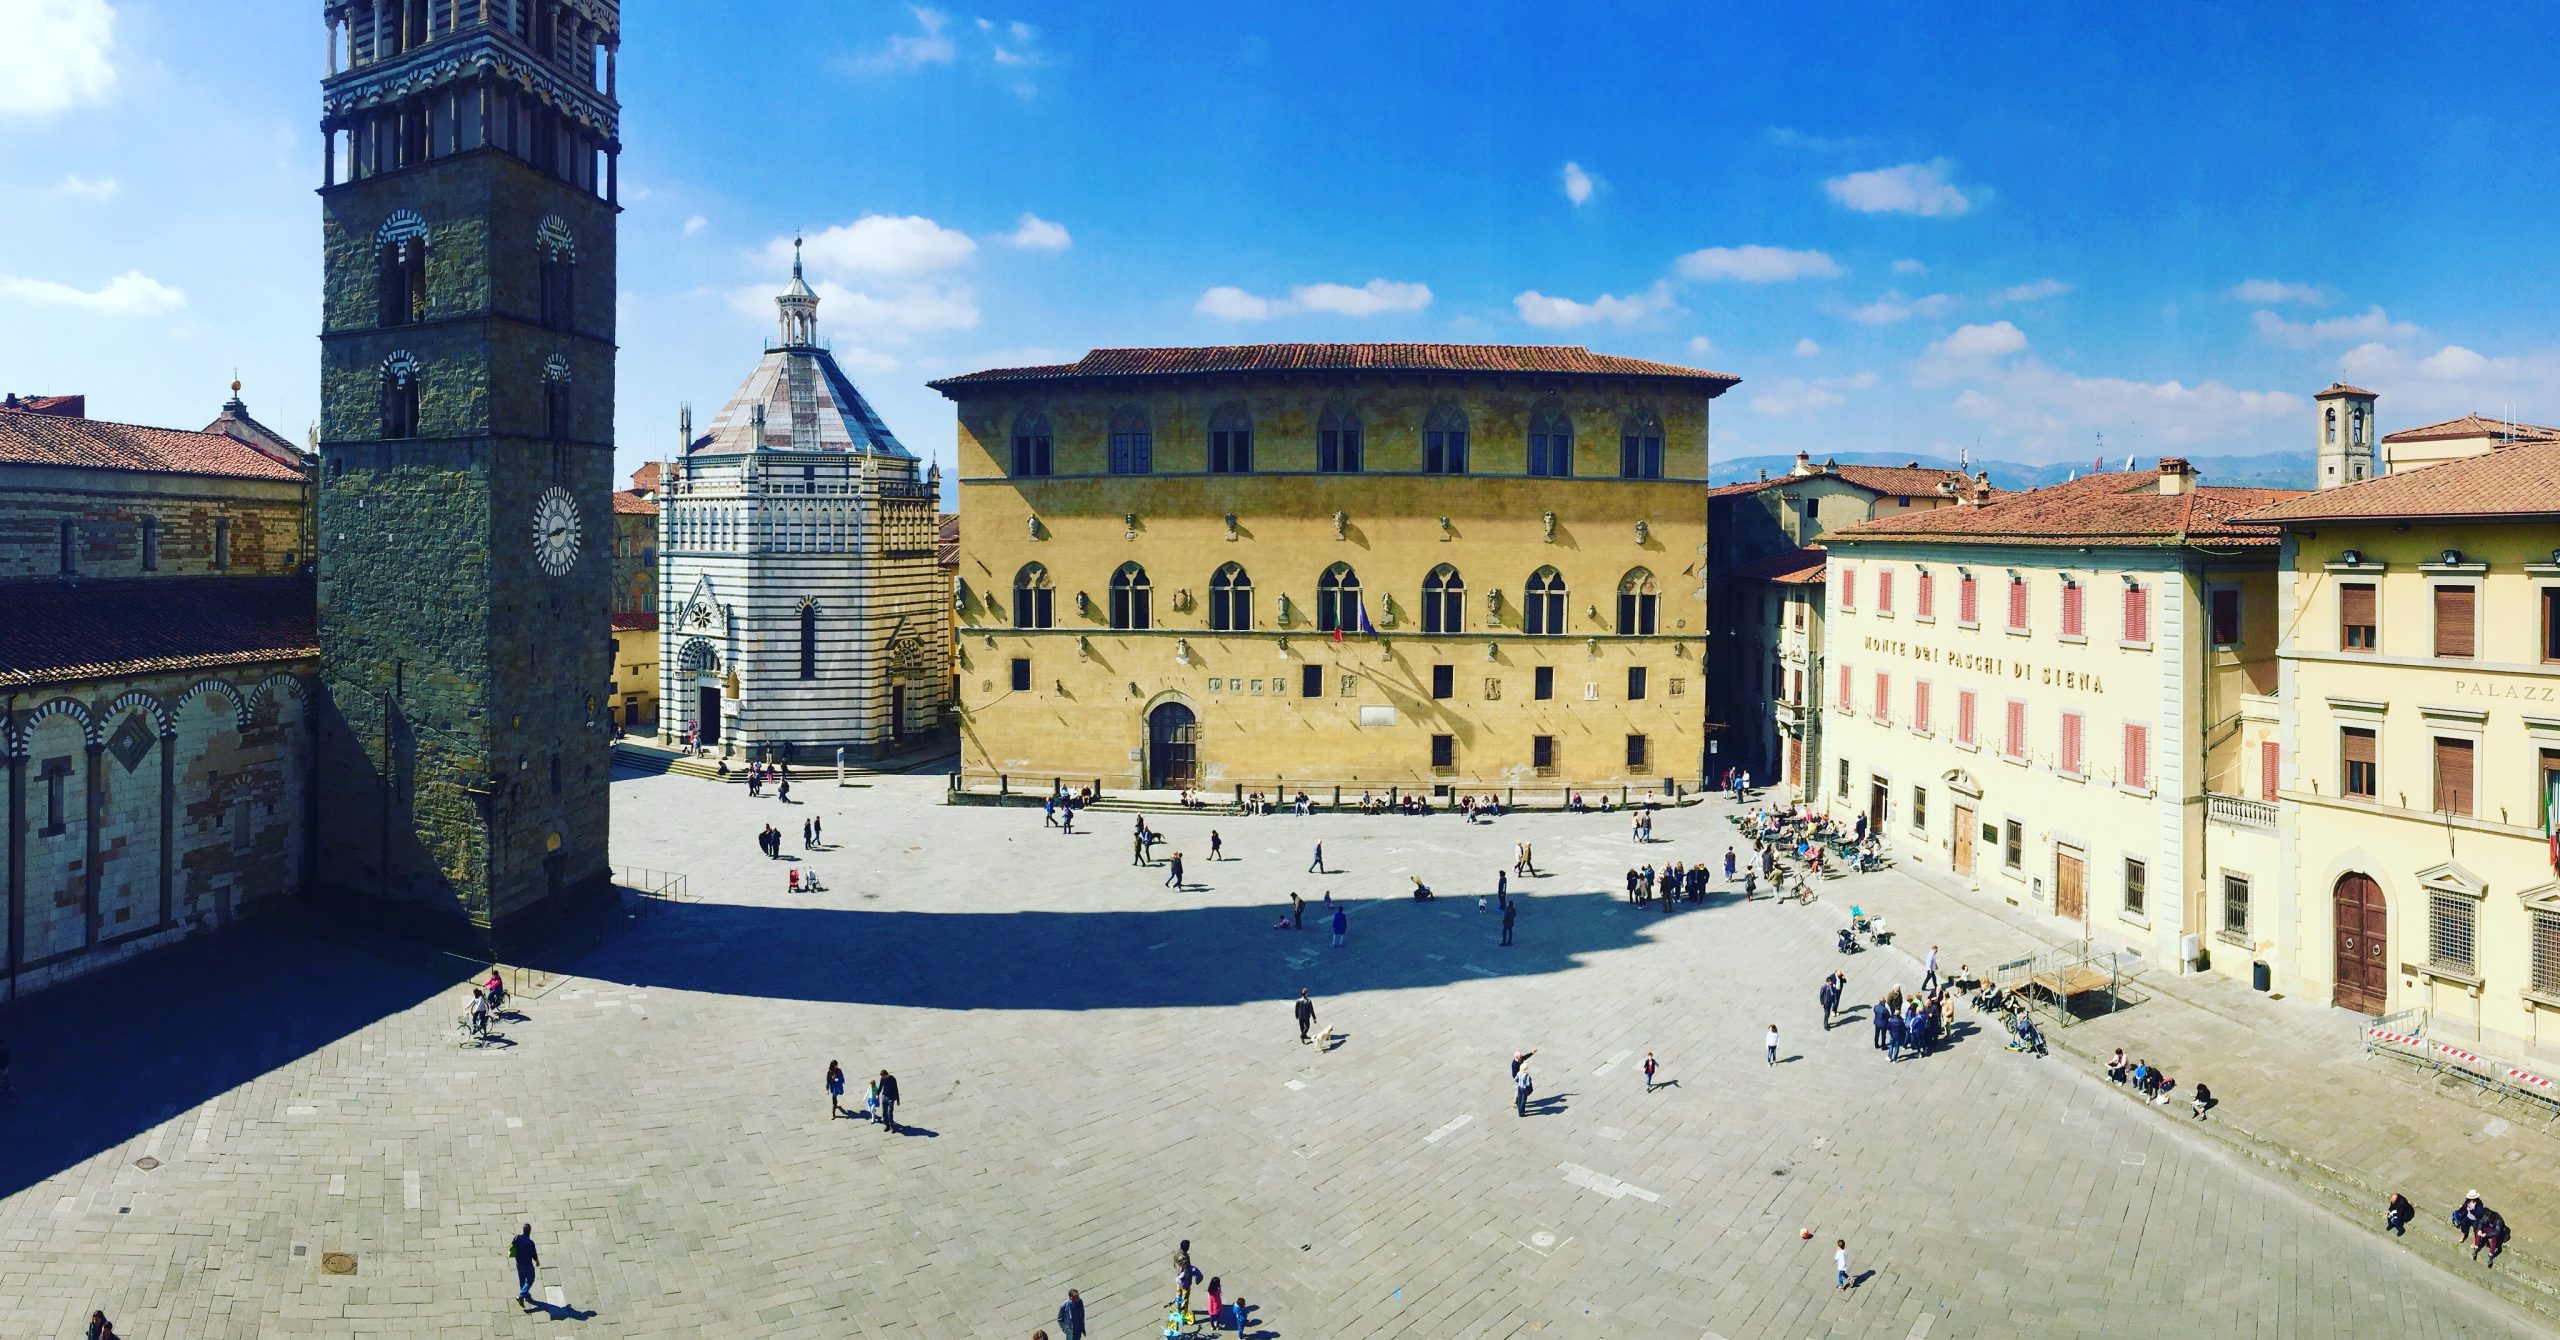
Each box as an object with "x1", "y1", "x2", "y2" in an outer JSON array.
[{"x1": 6, "y1": 1, "x2": 2560, "y2": 486}]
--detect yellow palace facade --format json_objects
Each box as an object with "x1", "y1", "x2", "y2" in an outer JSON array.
[{"x1": 930, "y1": 344, "x2": 1736, "y2": 796}]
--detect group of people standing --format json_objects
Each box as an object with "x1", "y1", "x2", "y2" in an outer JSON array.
[{"x1": 823, "y1": 1060, "x2": 903, "y2": 1133}]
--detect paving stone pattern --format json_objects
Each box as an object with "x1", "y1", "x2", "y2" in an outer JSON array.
[{"x1": 0, "y1": 774, "x2": 2541, "y2": 1338}]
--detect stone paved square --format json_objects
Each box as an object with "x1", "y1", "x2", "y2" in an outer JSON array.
[{"x1": 0, "y1": 769, "x2": 2540, "y2": 1338}]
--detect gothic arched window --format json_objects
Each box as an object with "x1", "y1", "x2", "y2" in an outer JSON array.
[
  {"x1": 1318, "y1": 403, "x2": 1364, "y2": 474},
  {"x1": 1422, "y1": 564, "x2": 1465, "y2": 634},
  {"x1": 1616, "y1": 568, "x2": 1660, "y2": 635},
  {"x1": 1524, "y1": 566, "x2": 1567, "y2": 636},
  {"x1": 1424, "y1": 402, "x2": 1470, "y2": 475},
  {"x1": 1011, "y1": 409, "x2": 1053, "y2": 477},
  {"x1": 2324, "y1": 405, "x2": 2338, "y2": 444},
  {"x1": 376, "y1": 210, "x2": 427, "y2": 326},
  {"x1": 381, "y1": 350, "x2": 421, "y2": 439},
  {"x1": 1529, "y1": 399, "x2": 1574, "y2": 477},
  {"x1": 1110, "y1": 562, "x2": 1153, "y2": 630},
  {"x1": 537, "y1": 215, "x2": 577, "y2": 331},
  {"x1": 1619, "y1": 407, "x2": 1664, "y2": 479},
  {"x1": 798, "y1": 599, "x2": 819, "y2": 680},
  {"x1": 1013, "y1": 563, "x2": 1054, "y2": 629},
  {"x1": 1316, "y1": 562, "x2": 1362, "y2": 633},
  {"x1": 1209, "y1": 562, "x2": 1253, "y2": 631},
  {"x1": 543, "y1": 353, "x2": 571, "y2": 441},
  {"x1": 1109, "y1": 405, "x2": 1153, "y2": 475},
  {"x1": 1208, "y1": 402, "x2": 1253, "y2": 474}
]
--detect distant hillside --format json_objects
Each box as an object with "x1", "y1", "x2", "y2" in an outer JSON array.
[{"x1": 1710, "y1": 450, "x2": 2312, "y2": 491}]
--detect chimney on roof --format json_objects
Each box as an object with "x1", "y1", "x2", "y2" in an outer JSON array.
[
  {"x1": 2157, "y1": 457, "x2": 2193, "y2": 497},
  {"x1": 1822, "y1": 456, "x2": 1840, "y2": 475},
  {"x1": 1935, "y1": 480, "x2": 1957, "y2": 497},
  {"x1": 1791, "y1": 451, "x2": 1816, "y2": 477},
  {"x1": 1969, "y1": 475, "x2": 1993, "y2": 505}
]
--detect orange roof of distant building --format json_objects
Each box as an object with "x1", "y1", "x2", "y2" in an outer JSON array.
[
  {"x1": 938, "y1": 512, "x2": 960, "y2": 569},
  {"x1": 930, "y1": 343, "x2": 1739, "y2": 392},
  {"x1": 2241, "y1": 438, "x2": 2560, "y2": 524},
  {"x1": 612, "y1": 489, "x2": 658, "y2": 515},
  {"x1": 1732, "y1": 545, "x2": 1828, "y2": 584},
  {"x1": 2, "y1": 393, "x2": 84, "y2": 416},
  {"x1": 610, "y1": 611, "x2": 660, "y2": 633},
  {"x1": 0, "y1": 406, "x2": 304, "y2": 481},
  {"x1": 1832, "y1": 470, "x2": 2302, "y2": 549},
  {"x1": 1712, "y1": 460, "x2": 1980, "y2": 501},
  {"x1": 2378, "y1": 412, "x2": 2560, "y2": 445},
  {"x1": 2313, "y1": 383, "x2": 2377, "y2": 400}
]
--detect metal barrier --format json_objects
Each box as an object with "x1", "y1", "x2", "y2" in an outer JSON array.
[
  {"x1": 614, "y1": 864, "x2": 691, "y2": 918},
  {"x1": 2359, "y1": 1008, "x2": 2560, "y2": 1122}
]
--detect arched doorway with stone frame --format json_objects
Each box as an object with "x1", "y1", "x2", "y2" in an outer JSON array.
[{"x1": 1143, "y1": 692, "x2": 1200, "y2": 790}]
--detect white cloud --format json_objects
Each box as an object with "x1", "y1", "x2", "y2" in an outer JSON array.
[
  {"x1": 1511, "y1": 282, "x2": 1674, "y2": 328},
  {"x1": 779, "y1": 215, "x2": 976, "y2": 276},
  {"x1": 1794, "y1": 337, "x2": 1822, "y2": 357},
  {"x1": 1687, "y1": 335, "x2": 1715, "y2": 357},
  {"x1": 1001, "y1": 213, "x2": 1071, "y2": 251},
  {"x1": 728, "y1": 279, "x2": 976, "y2": 336},
  {"x1": 863, "y1": 5, "x2": 957, "y2": 69},
  {"x1": 1936, "y1": 359, "x2": 2298, "y2": 449},
  {"x1": 1848, "y1": 291, "x2": 1958, "y2": 325},
  {"x1": 1672, "y1": 245, "x2": 1841, "y2": 283},
  {"x1": 1749, "y1": 380, "x2": 1844, "y2": 417},
  {"x1": 0, "y1": 0, "x2": 116, "y2": 118},
  {"x1": 1561, "y1": 161, "x2": 1595, "y2": 207},
  {"x1": 681, "y1": 215, "x2": 707, "y2": 237},
  {"x1": 1824, "y1": 160, "x2": 1973, "y2": 217},
  {"x1": 1765, "y1": 127, "x2": 1868, "y2": 154},
  {"x1": 1930, "y1": 321, "x2": 2028, "y2": 359},
  {"x1": 49, "y1": 173, "x2": 116, "y2": 201},
  {"x1": 2226, "y1": 278, "x2": 2325, "y2": 306},
  {"x1": 1196, "y1": 278, "x2": 1433, "y2": 321},
  {"x1": 0, "y1": 268, "x2": 184, "y2": 316},
  {"x1": 1891, "y1": 258, "x2": 1927, "y2": 275},
  {"x1": 1995, "y1": 278, "x2": 2070, "y2": 303},
  {"x1": 2250, "y1": 306, "x2": 2421, "y2": 348},
  {"x1": 832, "y1": 345, "x2": 899, "y2": 373},
  {"x1": 1952, "y1": 389, "x2": 2001, "y2": 417},
  {"x1": 2337, "y1": 339, "x2": 2560, "y2": 418}
]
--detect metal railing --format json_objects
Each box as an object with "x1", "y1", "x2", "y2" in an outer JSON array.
[
  {"x1": 2360, "y1": 1006, "x2": 2560, "y2": 1121},
  {"x1": 2205, "y1": 793, "x2": 2277, "y2": 834},
  {"x1": 614, "y1": 864, "x2": 691, "y2": 918}
]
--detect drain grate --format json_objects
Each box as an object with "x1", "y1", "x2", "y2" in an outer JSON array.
[
  {"x1": 320, "y1": 1252, "x2": 358, "y2": 1276},
  {"x1": 132, "y1": 1156, "x2": 160, "y2": 1171}
]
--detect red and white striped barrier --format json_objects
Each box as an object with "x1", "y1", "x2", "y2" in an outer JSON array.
[
  {"x1": 2367, "y1": 1027, "x2": 2422, "y2": 1048},
  {"x1": 2506, "y1": 1068, "x2": 2556, "y2": 1092},
  {"x1": 2437, "y1": 1043, "x2": 2488, "y2": 1068}
]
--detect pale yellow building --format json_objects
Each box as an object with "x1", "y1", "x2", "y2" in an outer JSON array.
[
  {"x1": 929, "y1": 344, "x2": 1737, "y2": 796},
  {"x1": 1820, "y1": 461, "x2": 2301, "y2": 980},
  {"x1": 2245, "y1": 431, "x2": 2560, "y2": 1046}
]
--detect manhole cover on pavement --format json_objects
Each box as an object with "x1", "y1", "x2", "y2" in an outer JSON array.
[
  {"x1": 320, "y1": 1252, "x2": 358, "y2": 1275},
  {"x1": 131, "y1": 1156, "x2": 159, "y2": 1171}
]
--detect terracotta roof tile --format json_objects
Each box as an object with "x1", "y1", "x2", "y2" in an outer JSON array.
[
  {"x1": 0, "y1": 577, "x2": 315, "y2": 689},
  {"x1": 1711, "y1": 464, "x2": 1979, "y2": 500},
  {"x1": 610, "y1": 611, "x2": 659, "y2": 633},
  {"x1": 2378, "y1": 412, "x2": 2560, "y2": 445},
  {"x1": 1832, "y1": 471, "x2": 2302, "y2": 549},
  {"x1": 0, "y1": 407, "x2": 305, "y2": 482},
  {"x1": 2239, "y1": 438, "x2": 2560, "y2": 523},
  {"x1": 2313, "y1": 383, "x2": 2377, "y2": 400},
  {"x1": 1732, "y1": 545, "x2": 1828, "y2": 584},
  {"x1": 929, "y1": 343, "x2": 1739, "y2": 392},
  {"x1": 938, "y1": 512, "x2": 960, "y2": 569},
  {"x1": 612, "y1": 489, "x2": 658, "y2": 515}
]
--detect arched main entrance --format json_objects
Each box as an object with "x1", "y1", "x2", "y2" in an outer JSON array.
[
  {"x1": 1148, "y1": 701, "x2": 1198, "y2": 789},
  {"x1": 2333, "y1": 873, "x2": 2389, "y2": 1014}
]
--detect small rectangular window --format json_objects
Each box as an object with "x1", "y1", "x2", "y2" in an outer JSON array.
[
  {"x1": 2124, "y1": 857, "x2": 2148, "y2": 917},
  {"x1": 2533, "y1": 910, "x2": 2560, "y2": 997},
  {"x1": 1532, "y1": 734, "x2": 1556, "y2": 774},
  {"x1": 1011, "y1": 432, "x2": 1053, "y2": 477},
  {"x1": 2003, "y1": 699, "x2": 2027, "y2": 760},
  {"x1": 2210, "y1": 587, "x2": 2241, "y2": 645},
  {"x1": 1424, "y1": 429, "x2": 1469, "y2": 475},
  {"x1": 1913, "y1": 680, "x2": 1932, "y2": 734},
  {"x1": 1533, "y1": 666, "x2": 1554, "y2": 700},
  {"x1": 2123, "y1": 723, "x2": 2150, "y2": 791},
  {"x1": 2006, "y1": 577, "x2": 2029, "y2": 632},
  {"x1": 2339, "y1": 582, "x2": 2377, "y2": 652},
  {"x1": 2429, "y1": 889, "x2": 2478, "y2": 976},
  {"x1": 1910, "y1": 784, "x2": 1928, "y2": 833},
  {"x1": 1627, "y1": 666, "x2": 1647, "y2": 701},
  {"x1": 1617, "y1": 433, "x2": 1662, "y2": 479},
  {"x1": 2003, "y1": 819, "x2": 2023, "y2": 872},
  {"x1": 1300, "y1": 664, "x2": 1322, "y2": 698},
  {"x1": 1872, "y1": 671, "x2": 1889, "y2": 722},
  {"x1": 2433, "y1": 584, "x2": 2476, "y2": 659},
  {"x1": 1958, "y1": 573, "x2": 1979, "y2": 626},
  {"x1": 1837, "y1": 757, "x2": 1851, "y2": 799},
  {"x1": 2122, "y1": 582, "x2": 2150, "y2": 644},
  {"x1": 2342, "y1": 726, "x2": 2377, "y2": 799},
  {"x1": 2060, "y1": 710, "x2": 2085, "y2": 776},
  {"x1": 2543, "y1": 588, "x2": 2560, "y2": 664},
  {"x1": 1916, "y1": 569, "x2": 1935, "y2": 618},
  {"x1": 1010, "y1": 657, "x2": 1031, "y2": 691},
  {"x1": 2433, "y1": 736, "x2": 2475, "y2": 816},
  {"x1": 140, "y1": 516, "x2": 158, "y2": 571},
  {"x1": 1628, "y1": 733, "x2": 1650, "y2": 769},
  {"x1": 1431, "y1": 733, "x2": 1455, "y2": 771},
  {"x1": 1837, "y1": 662, "x2": 1852, "y2": 714},
  {"x1": 39, "y1": 757, "x2": 70, "y2": 835},
  {"x1": 1877, "y1": 570, "x2": 1894, "y2": 614},
  {"x1": 1840, "y1": 567, "x2": 1856, "y2": 610},
  {"x1": 1318, "y1": 427, "x2": 1363, "y2": 474},
  {"x1": 2222, "y1": 874, "x2": 2251, "y2": 937},
  {"x1": 1431, "y1": 664, "x2": 1454, "y2": 700},
  {"x1": 214, "y1": 518, "x2": 233, "y2": 570},
  {"x1": 1210, "y1": 428, "x2": 1254, "y2": 474},
  {"x1": 1957, "y1": 689, "x2": 1977, "y2": 747},
  {"x1": 2061, "y1": 581, "x2": 2084, "y2": 638}
]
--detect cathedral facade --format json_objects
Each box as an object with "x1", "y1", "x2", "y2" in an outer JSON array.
[{"x1": 655, "y1": 252, "x2": 952, "y2": 762}]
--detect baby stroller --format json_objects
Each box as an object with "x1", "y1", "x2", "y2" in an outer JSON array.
[{"x1": 2006, "y1": 1011, "x2": 2047, "y2": 1057}]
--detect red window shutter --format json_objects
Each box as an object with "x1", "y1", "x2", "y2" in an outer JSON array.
[
  {"x1": 1915, "y1": 682, "x2": 1932, "y2": 734},
  {"x1": 1838, "y1": 663, "x2": 1851, "y2": 712},
  {"x1": 1878, "y1": 570, "x2": 1895, "y2": 613},
  {"x1": 2062, "y1": 583, "x2": 2085, "y2": 638},
  {"x1": 2005, "y1": 700, "x2": 2027, "y2": 758},
  {"x1": 2124, "y1": 724, "x2": 2149, "y2": 790},
  {"x1": 1874, "y1": 672, "x2": 1890, "y2": 722},
  {"x1": 1957, "y1": 690, "x2": 1976, "y2": 745},
  {"x1": 2062, "y1": 711, "x2": 2084, "y2": 775},
  {"x1": 1959, "y1": 575, "x2": 1978, "y2": 624},
  {"x1": 2260, "y1": 740, "x2": 2281, "y2": 801},
  {"x1": 2123, "y1": 584, "x2": 2149, "y2": 643},
  {"x1": 1841, "y1": 567, "x2": 1856, "y2": 610},
  {"x1": 2008, "y1": 578, "x2": 2029, "y2": 630},
  {"x1": 1917, "y1": 570, "x2": 1935, "y2": 618}
]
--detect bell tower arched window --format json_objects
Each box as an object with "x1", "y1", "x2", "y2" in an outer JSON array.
[
  {"x1": 537, "y1": 215, "x2": 577, "y2": 331},
  {"x1": 1423, "y1": 564, "x2": 1465, "y2": 634},
  {"x1": 1616, "y1": 568, "x2": 1659, "y2": 635},
  {"x1": 543, "y1": 353, "x2": 572, "y2": 441},
  {"x1": 1110, "y1": 562, "x2": 1153, "y2": 630},
  {"x1": 1424, "y1": 402, "x2": 1470, "y2": 475},
  {"x1": 1209, "y1": 562, "x2": 1253, "y2": 631},
  {"x1": 1012, "y1": 563, "x2": 1054, "y2": 629},
  {"x1": 1316, "y1": 562, "x2": 1362, "y2": 633},
  {"x1": 376, "y1": 210, "x2": 427, "y2": 326},
  {"x1": 381, "y1": 350, "x2": 421, "y2": 439},
  {"x1": 1524, "y1": 567, "x2": 1567, "y2": 636},
  {"x1": 798, "y1": 598, "x2": 820, "y2": 680}
]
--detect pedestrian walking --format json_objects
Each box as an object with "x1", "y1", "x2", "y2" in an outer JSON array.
[
  {"x1": 510, "y1": 1223, "x2": 540, "y2": 1308},
  {"x1": 1515, "y1": 1064, "x2": 1534, "y2": 1116},
  {"x1": 825, "y1": 1060, "x2": 845, "y2": 1118},
  {"x1": 1210, "y1": 829, "x2": 1223, "y2": 861},
  {"x1": 1330, "y1": 905, "x2": 1347, "y2": 947},
  {"x1": 865, "y1": 1072, "x2": 880, "y2": 1124},
  {"x1": 1133, "y1": 833, "x2": 1148, "y2": 866},
  {"x1": 1174, "y1": 1241, "x2": 1197, "y2": 1311},
  {"x1": 1500, "y1": 900, "x2": 1516, "y2": 947},
  {"x1": 1496, "y1": 869, "x2": 1508, "y2": 905},
  {"x1": 1060, "y1": 806, "x2": 1073, "y2": 834},
  {"x1": 87, "y1": 1312, "x2": 114, "y2": 1340},
  {"x1": 1818, "y1": 977, "x2": 1837, "y2": 1029},
  {"x1": 1295, "y1": 988, "x2": 1317, "y2": 1044},
  {"x1": 1044, "y1": 796, "x2": 1058, "y2": 827},
  {"x1": 1835, "y1": 1239, "x2": 1852, "y2": 1291},
  {"x1": 876, "y1": 1069, "x2": 901, "y2": 1133},
  {"x1": 1165, "y1": 853, "x2": 1185, "y2": 888},
  {"x1": 1923, "y1": 945, "x2": 1940, "y2": 993},
  {"x1": 1723, "y1": 846, "x2": 1737, "y2": 880},
  {"x1": 1056, "y1": 1288, "x2": 1087, "y2": 1340},
  {"x1": 1765, "y1": 1024, "x2": 1780, "y2": 1065},
  {"x1": 1308, "y1": 842, "x2": 1324, "y2": 874},
  {"x1": 1741, "y1": 869, "x2": 1757, "y2": 901},
  {"x1": 1642, "y1": 1051, "x2": 1659, "y2": 1091},
  {"x1": 778, "y1": 777, "x2": 791, "y2": 804},
  {"x1": 811, "y1": 815, "x2": 822, "y2": 846}
]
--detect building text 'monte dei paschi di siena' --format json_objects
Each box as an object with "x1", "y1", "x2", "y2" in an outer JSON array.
[{"x1": 933, "y1": 344, "x2": 1736, "y2": 797}]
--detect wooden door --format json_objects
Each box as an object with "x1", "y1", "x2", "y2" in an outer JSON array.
[
  {"x1": 1787, "y1": 736, "x2": 1802, "y2": 786},
  {"x1": 1868, "y1": 780, "x2": 1888, "y2": 835},
  {"x1": 2333, "y1": 874, "x2": 2389, "y2": 1014},
  {"x1": 1148, "y1": 702, "x2": 1198, "y2": 788},
  {"x1": 1951, "y1": 804, "x2": 1975, "y2": 877},
  {"x1": 2056, "y1": 849, "x2": 2086, "y2": 922}
]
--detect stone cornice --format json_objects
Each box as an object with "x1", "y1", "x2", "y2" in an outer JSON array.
[{"x1": 324, "y1": 35, "x2": 619, "y2": 137}]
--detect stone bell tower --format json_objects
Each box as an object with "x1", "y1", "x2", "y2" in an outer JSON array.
[
  {"x1": 313, "y1": 0, "x2": 622, "y2": 943},
  {"x1": 2314, "y1": 382, "x2": 2377, "y2": 490}
]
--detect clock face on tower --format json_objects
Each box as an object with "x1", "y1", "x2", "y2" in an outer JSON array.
[{"x1": 533, "y1": 486, "x2": 582, "y2": 576}]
